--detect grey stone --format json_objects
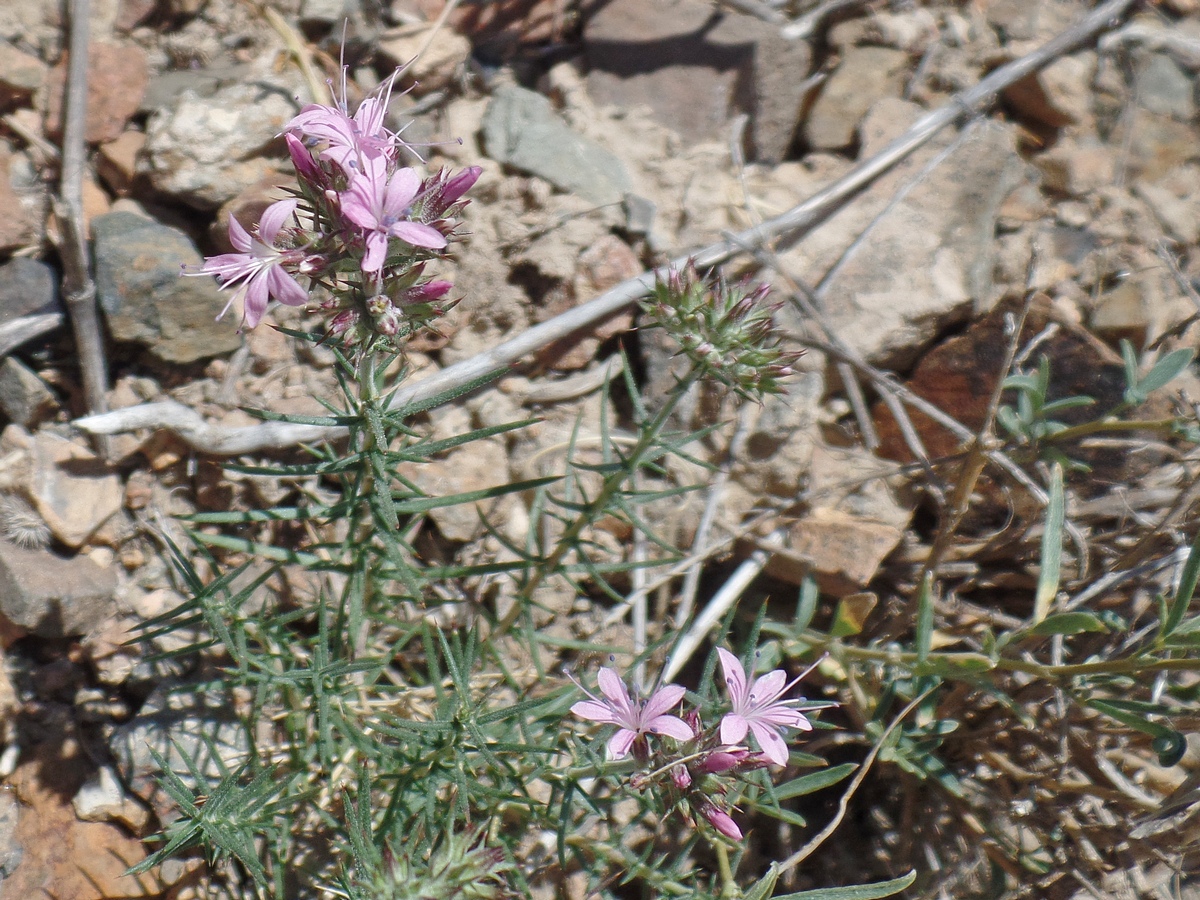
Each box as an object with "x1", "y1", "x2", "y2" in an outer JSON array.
[
  {"x1": 138, "y1": 65, "x2": 245, "y2": 115},
  {"x1": 0, "y1": 258, "x2": 59, "y2": 325},
  {"x1": 0, "y1": 541, "x2": 118, "y2": 637},
  {"x1": 0, "y1": 787, "x2": 19, "y2": 878},
  {"x1": 804, "y1": 46, "x2": 910, "y2": 151},
  {"x1": 482, "y1": 84, "x2": 631, "y2": 206},
  {"x1": 0, "y1": 357, "x2": 56, "y2": 427},
  {"x1": 300, "y1": 0, "x2": 356, "y2": 25},
  {"x1": 93, "y1": 211, "x2": 242, "y2": 363},
  {"x1": 1137, "y1": 53, "x2": 1195, "y2": 121},
  {"x1": 109, "y1": 682, "x2": 249, "y2": 818},
  {"x1": 141, "y1": 78, "x2": 301, "y2": 209}
]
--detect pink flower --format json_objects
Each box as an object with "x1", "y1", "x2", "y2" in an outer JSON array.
[
  {"x1": 339, "y1": 155, "x2": 448, "y2": 273},
  {"x1": 717, "y1": 648, "x2": 813, "y2": 767},
  {"x1": 571, "y1": 668, "x2": 694, "y2": 760},
  {"x1": 196, "y1": 198, "x2": 308, "y2": 329}
]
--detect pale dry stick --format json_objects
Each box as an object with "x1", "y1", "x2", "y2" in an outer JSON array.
[
  {"x1": 776, "y1": 122, "x2": 980, "y2": 459},
  {"x1": 781, "y1": 0, "x2": 870, "y2": 41},
  {"x1": 1098, "y1": 21, "x2": 1200, "y2": 69},
  {"x1": 2, "y1": 113, "x2": 59, "y2": 162},
  {"x1": 718, "y1": 0, "x2": 786, "y2": 25},
  {"x1": 0, "y1": 313, "x2": 65, "y2": 358},
  {"x1": 839, "y1": 361, "x2": 880, "y2": 450},
  {"x1": 778, "y1": 688, "x2": 934, "y2": 874},
  {"x1": 57, "y1": 0, "x2": 111, "y2": 450},
  {"x1": 663, "y1": 529, "x2": 786, "y2": 682},
  {"x1": 631, "y1": 513, "x2": 647, "y2": 689},
  {"x1": 73, "y1": 0, "x2": 1138, "y2": 452},
  {"x1": 1111, "y1": 468, "x2": 1200, "y2": 572}
]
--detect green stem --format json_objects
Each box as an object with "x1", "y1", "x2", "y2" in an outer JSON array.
[
  {"x1": 797, "y1": 632, "x2": 1199, "y2": 681},
  {"x1": 1046, "y1": 416, "x2": 1182, "y2": 444},
  {"x1": 498, "y1": 369, "x2": 701, "y2": 634}
]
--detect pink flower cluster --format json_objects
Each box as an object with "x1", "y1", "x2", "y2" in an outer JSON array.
[
  {"x1": 188, "y1": 70, "x2": 480, "y2": 343},
  {"x1": 571, "y1": 649, "x2": 821, "y2": 842}
]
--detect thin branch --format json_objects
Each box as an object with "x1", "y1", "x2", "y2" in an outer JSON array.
[
  {"x1": 73, "y1": 0, "x2": 1137, "y2": 453},
  {"x1": 778, "y1": 688, "x2": 934, "y2": 873},
  {"x1": 57, "y1": 0, "x2": 110, "y2": 446}
]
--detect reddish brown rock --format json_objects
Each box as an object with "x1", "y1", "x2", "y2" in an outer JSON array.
[
  {"x1": 870, "y1": 297, "x2": 1168, "y2": 487},
  {"x1": 766, "y1": 509, "x2": 906, "y2": 597},
  {"x1": 42, "y1": 42, "x2": 148, "y2": 144},
  {"x1": 4, "y1": 751, "x2": 154, "y2": 899}
]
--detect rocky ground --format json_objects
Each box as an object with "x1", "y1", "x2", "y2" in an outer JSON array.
[{"x1": 0, "y1": 0, "x2": 1199, "y2": 897}]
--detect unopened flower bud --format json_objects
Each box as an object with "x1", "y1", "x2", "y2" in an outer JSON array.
[
  {"x1": 697, "y1": 750, "x2": 748, "y2": 775},
  {"x1": 702, "y1": 803, "x2": 743, "y2": 841},
  {"x1": 440, "y1": 166, "x2": 481, "y2": 206},
  {"x1": 327, "y1": 308, "x2": 360, "y2": 336},
  {"x1": 672, "y1": 765, "x2": 692, "y2": 789}
]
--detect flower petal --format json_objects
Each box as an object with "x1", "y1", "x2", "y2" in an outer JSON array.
[
  {"x1": 758, "y1": 707, "x2": 812, "y2": 730},
  {"x1": 720, "y1": 713, "x2": 749, "y2": 746},
  {"x1": 571, "y1": 700, "x2": 618, "y2": 724},
  {"x1": 717, "y1": 648, "x2": 748, "y2": 706},
  {"x1": 361, "y1": 232, "x2": 388, "y2": 273},
  {"x1": 748, "y1": 721, "x2": 790, "y2": 766},
  {"x1": 596, "y1": 668, "x2": 634, "y2": 722},
  {"x1": 642, "y1": 684, "x2": 685, "y2": 721},
  {"x1": 607, "y1": 728, "x2": 637, "y2": 760},
  {"x1": 266, "y1": 267, "x2": 308, "y2": 307},
  {"x1": 391, "y1": 221, "x2": 447, "y2": 250},
  {"x1": 226, "y1": 214, "x2": 253, "y2": 253},
  {"x1": 647, "y1": 713, "x2": 694, "y2": 742},
  {"x1": 384, "y1": 167, "x2": 421, "y2": 213},
  {"x1": 748, "y1": 670, "x2": 787, "y2": 707},
  {"x1": 241, "y1": 271, "x2": 271, "y2": 329},
  {"x1": 258, "y1": 198, "x2": 298, "y2": 245}
]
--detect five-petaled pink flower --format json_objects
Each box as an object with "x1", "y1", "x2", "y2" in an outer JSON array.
[
  {"x1": 339, "y1": 155, "x2": 448, "y2": 273},
  {"x1": 717, "y1": 648, "x2": 812, "y2": 766},
  {"x1": 197, "y1": 198, "x2": 308, "y2": 329},
  {"x1": 571, "y1": 668, "x2": 694, "y2": 760}
]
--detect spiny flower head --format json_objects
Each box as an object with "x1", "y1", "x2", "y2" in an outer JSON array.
[{"x1": 642, "y1": 263, "x2": 804, "y2": 399}]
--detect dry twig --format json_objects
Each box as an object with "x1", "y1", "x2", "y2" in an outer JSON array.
[{"x1": 57, "y1": 0, "x2": 111, "y2": 445}]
